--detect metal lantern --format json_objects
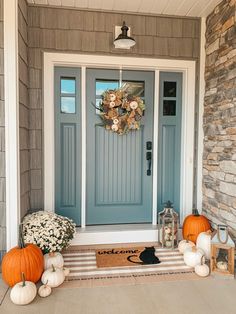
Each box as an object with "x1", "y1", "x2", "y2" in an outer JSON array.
[
  {"x1": 211, "y1": 224, "x2": 235, "y2": 277},
  {"x1": 158, "y1": 201, "x2": 179, "y2": 249}
]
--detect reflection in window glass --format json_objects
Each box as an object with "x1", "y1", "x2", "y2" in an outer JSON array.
[
  {"x1": 61, "y1": 78, "x2": 76, "y2": 94},
  {"x1": 96, "y1": 81, "x2": 119, "y2": 96},
  {"x1": 61, "y1": 97, "x2": 76, "y2": 114},
  {"x1": 163, "y1": 100, "x2": 176, "y2": 116},
  {"x1": 164, "y1": 81, "x2": 176, "y2": 97},
  {"x1": 121, "y1": 81, "x2": 144, "y2": 97}
]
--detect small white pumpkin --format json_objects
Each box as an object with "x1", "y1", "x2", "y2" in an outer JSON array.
[
  {"x1": 63, "y1": 267, "x2": 70, "y2": 277},
  {"x1": 184, "y1": 247, "x2": 205, "y2": 267},
  {"x1": 196, "y1": 230, "x2": 212, "y2": 260},
  {"x1": 41, "y1": 264, "x2": 65, "y2": 288},
  {"x1": 195, "y1": 256, "x2": 210, "y2": 277},
  {"x1": 10, "y1": 273, "x2": 37, "y2": 305},
  {"x1": 44, "y1": 252, "x2": 64, "y2": 270},
  {"x1": 38, "y1": 281, "x2": 52, "y2": 298},
  {"x1": 217, "y1": 261, "x2": 228, "y2": 270},
  {"x1": 178, "y1": 239, "x2": 195, "y2": 254}
]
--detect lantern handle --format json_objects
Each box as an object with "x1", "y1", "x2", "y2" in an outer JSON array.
[
  {"x1": 217, "y1": 224, "x2": 229, "y2": 244},
  {"x1": 165, "y1": 200, "x2": 173, "y2": 208}
]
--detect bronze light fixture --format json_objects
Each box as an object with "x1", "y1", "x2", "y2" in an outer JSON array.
[{"x1": 114, "y1": 21, "x2": 136, "y2": 49}]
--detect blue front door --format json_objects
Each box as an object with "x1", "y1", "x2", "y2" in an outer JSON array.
[
  {"x1": 54, "y1": 67, "x2": 182, "y2": 225},
  {"x1": 86, "y1": 69, "x2": 154, "y2": 225}
]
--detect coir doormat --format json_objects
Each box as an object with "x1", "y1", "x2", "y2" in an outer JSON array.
[
  {"x1": 96, "y1": 246, "x2": 162, "y2": 268},
  {"x1": 61, "y1": 246, "x2": 201, "y2": 288}
]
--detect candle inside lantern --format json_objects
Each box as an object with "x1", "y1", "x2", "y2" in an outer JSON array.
[{"x1": 165, "y1": 241, "x2": 172, "y2": 248}]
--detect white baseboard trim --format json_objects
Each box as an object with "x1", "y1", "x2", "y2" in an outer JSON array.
[
  {"x1": 70, "y1": 225, "x2": 183, "y2": 246},
  {"x1": 71, "y1": 224, "x2": 158, "y2": 245},
  {"x1": 71, "y1": 229, "x2": 159, "y2": 246}
]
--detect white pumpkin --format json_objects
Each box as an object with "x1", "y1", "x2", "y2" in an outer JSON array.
[
  {"x1": 38, "y1": 283, "x2": 52, "y2": 298},
  {"x1": 44, "y1": 252, "x2": 64, "y2": 270},
  {"x1": 196, "y1": 230, "x2": 212, "y2": 260},
  {"x1": 184, "y1": 247, "x2": 205, "y2": 267},
  {"x1": 178, "y1": 239, "x2": 195, "y2": 254},
  {"x1": 41, "y1": 264, "x2": 65, "y2": 288},
  {"x1": 194, "y1": 256, "x2": 210, "y2": 277},
  {"x1": 63, "y1": 267, "x2": 70, "y2": 277},
  {"x1": 10, "y1": 273, "x2": 37, "y2": 305},
  {"x1": 217, "y1": 261, "x2": 228, "y2": 270}
]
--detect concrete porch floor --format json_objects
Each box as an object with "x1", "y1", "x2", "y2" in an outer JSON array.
[{"x1": 0, "y1": 278, "x2": 236, "y2": 314}]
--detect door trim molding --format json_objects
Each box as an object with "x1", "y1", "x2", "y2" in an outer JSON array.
[
  {"x1": 197, "y1": 17, "x2": 206, "y2": 212},
  {"x1": 81, "y1": 66, "x2": 86, "y2": 227},
  {"x1": 152, "y1": 70, "x2": 160, "y2": 225},
  {"x1": 4, "y1": 0, "x2": 20, "y2": 250},
  {"x1": 44, "y1": 52, "x2": 196, "y2": 226}
]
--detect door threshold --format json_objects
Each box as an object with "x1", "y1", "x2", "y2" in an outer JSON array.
[{"x1": 71, "y1": 224, "x2": 159, "y2": 246}]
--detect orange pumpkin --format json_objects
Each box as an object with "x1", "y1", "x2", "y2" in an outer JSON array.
[
  {"x1": 2, "y1": 228, "x2": 44, "y2": 287},
  {"x1": 182, "y1": 209, "x2": 211, "y2": 244}
]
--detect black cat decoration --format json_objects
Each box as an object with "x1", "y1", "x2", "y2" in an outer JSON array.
[{"x1": 127, "y1": 247, "x2": 161, "y2": 265}]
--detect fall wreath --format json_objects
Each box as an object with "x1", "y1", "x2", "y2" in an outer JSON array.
[{"x1": 97, "y1": 89, "x2": 145, "y2": 135}]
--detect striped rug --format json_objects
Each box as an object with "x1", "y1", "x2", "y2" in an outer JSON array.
[{"x1": 62, "y1": 247, "x2": 200, "y2": 287}]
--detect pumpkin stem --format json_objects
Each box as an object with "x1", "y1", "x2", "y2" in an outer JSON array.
[
  {"x1": 21, "y1": 272, "x2": 26, "y2": 287},
  {"x1": 19, "y1": 224, "x2": 25, "y2": 249},
  {"x1": 52, "y1": 264, "x2": 56, "y2": 272},
  {"x1": 192, "y1": 208, "x2": 200, "y2": 216},
  {"x1": 201, "y1": 255, "x2": 205, "y2": 265}
]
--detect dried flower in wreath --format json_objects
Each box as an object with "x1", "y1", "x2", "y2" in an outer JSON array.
[{"x1": 95, "y1": 89, "x2": 145, "y2": 135}]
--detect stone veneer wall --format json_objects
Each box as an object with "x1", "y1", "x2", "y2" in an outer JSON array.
[
  {"x1": 27, "y1": 5, "x2": 201, "y2": 210},
  {"x1": 19, "y1": 0, "x2": 30, "y2": 219},
  {"x1": 0, "y1": 0, "x2": 5, "y2": 260},
  {"x1": 203, "y1": 0, "x2": 236, "y2": 238}
]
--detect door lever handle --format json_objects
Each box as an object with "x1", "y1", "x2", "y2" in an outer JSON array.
[{"x1": 146, "y1": 152, "x2": 152, "y2": 176}]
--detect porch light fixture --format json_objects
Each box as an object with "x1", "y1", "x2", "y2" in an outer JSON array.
[{"x1": 114, "y1": 21, "x2": 136, "y2": 49}]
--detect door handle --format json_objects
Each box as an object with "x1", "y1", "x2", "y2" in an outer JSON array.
[{"x1": 146, "y1": 152, "x2": 152, "y2": 176}]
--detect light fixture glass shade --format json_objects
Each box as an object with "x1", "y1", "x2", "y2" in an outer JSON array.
[{"x1": 114, "y1": 21, "x2": 136, "y2": 49}]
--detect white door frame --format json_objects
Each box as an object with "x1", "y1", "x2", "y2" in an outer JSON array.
[
  {"x1": 44, "y1": 52, "x2": 196, "y2": 228},
  {"x1": 4, "y1": 0, "x2": 20, "y2": 250}
]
